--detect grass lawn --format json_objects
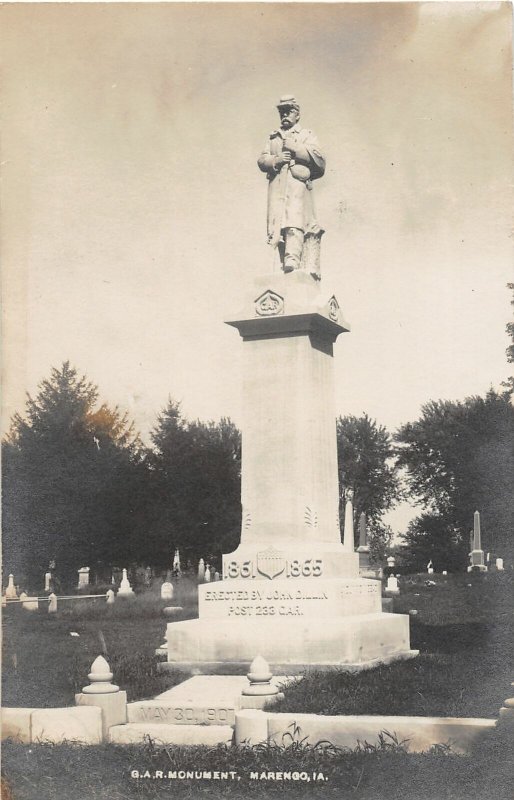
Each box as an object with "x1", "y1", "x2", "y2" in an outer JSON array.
[
  {"x1": 271, "y1": 572, "x2": 514, "y2": 718},
  {"x1": 2, "y1": 570, "x2": 514, "y2": 800},
  {"x1": 3, "y1": 571, "x2": 513, "y2": 716},
  {"x1": 2, "y1": 578, "x2": 200, "y2": 706},
  {"x1": 2, "y1": 723, "x2": 514, "y2": 800}
]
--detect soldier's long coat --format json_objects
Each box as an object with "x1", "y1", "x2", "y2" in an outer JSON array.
[{"x1": 258, "y1": 124, "x2": 325, "y2": 245}]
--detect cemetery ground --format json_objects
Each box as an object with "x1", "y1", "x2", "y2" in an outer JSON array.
[{"x1": 2, "y1": 571, "x2": 514, "y2": 799}]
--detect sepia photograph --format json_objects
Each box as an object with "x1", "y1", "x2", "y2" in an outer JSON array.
[{"x1": 1, "y1": 2, "x2": 513, "y2": 798}]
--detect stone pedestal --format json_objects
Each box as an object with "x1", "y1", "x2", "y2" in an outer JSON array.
[{"x1": 165, "y1": 272, "x2": 416, "y2": 671}]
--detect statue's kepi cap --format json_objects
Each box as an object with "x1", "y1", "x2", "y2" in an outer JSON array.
[{"x1": 276, "y1": 94, "x2": 300, "y2": 111}]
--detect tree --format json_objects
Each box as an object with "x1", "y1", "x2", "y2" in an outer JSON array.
[
  {"x1": 502, "y1": 282, "x2": 514, "y2": 396},
  {"x1": 147, "y1": 400, "x2": 241, "y2": 566},
  {"x1": 396, "y1": 390, "x2": 514, "y2": 563},
  {"x1": 336, "y1": 414, "x2": 402, "y2": 551},
  {"x1": 401, "y1": 514, "x2": 468, "y2": 573},
  {"x1": 2, "y1": 362, "x2": 147, "y2": 587}
]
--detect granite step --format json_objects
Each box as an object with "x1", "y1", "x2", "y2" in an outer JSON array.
[{"x1": 108, "y1": 722, "x2": 234, "y2": 745}]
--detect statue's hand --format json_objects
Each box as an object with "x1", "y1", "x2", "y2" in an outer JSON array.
[
  {"x1": 274, "y1": 152, "x2": 292, "y2": 169},
  {"x1": 283, "y1": 139, "x2": 297, "y2": 156}
]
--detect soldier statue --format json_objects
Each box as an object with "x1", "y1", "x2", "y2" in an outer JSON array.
[{"x1": 258, "y1": 95, "x2": 326, "y2": 279}]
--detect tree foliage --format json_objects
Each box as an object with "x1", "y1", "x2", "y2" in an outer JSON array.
[
  {"x1": 336, "y1": 414, "x2": 402, "y2": 550},
  {"x1": 502, "y1": 281, "x2": 514, "y2": 396},
  {"x1": 147, "y1": 400, "x2": 241, "y2": 566},
  {"x1": 396, "y1": 390, "x2": 514, "y2": 562},
  {"x1": 2, "y1": 363, "x2": 148, "y2": 587}
]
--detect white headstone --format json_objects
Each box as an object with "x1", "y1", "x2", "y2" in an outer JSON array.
[
  {"x1": 5, "y1": 574, "x2": 18, "y2": 599},
  {"x1": 117, "y1": 568, "x2": 134, "y2": 597},
  {"x1": 442, "y1": 570, "x2": 448, "y2": 576},
  {"x1": 198, "y1": 558, "x2": 205, "y2": 581},
  {"x1": 77, "y1": 567, "x2": 90, "y2": 588},
  {"x1": 48, "y1": 593, "x2": 58, "y2": 613},
  {"x1": 385, "y1": 576, "x2": 400, "y2": 595},
  {"x1": 204, "y1": 565, "x2": 211, "y2": 583},
  {"x1": 106, "y1": 589, "x2": 115, "y2": 605},
  {"x1": 161, "y1": 581, "x2": 174, "y2": 600},
  {"x1": 343, "y1": 491, "x2": 354, "y2": 552},
  {"x1": 496, "y1": 558, "x2": 504, "y2": 571},
  {"x1": 214, "y1": 571, "x2": 220, "y2": 581},
  {"x1": 44, "y1": 572, "x2": 52, "y2": 592}
]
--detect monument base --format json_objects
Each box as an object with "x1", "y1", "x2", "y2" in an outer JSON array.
[{"x1": 165, "y1": 613, "x2": 417, "y2": 674}]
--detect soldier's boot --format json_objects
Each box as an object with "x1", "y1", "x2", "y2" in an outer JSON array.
[{"x1": 283, "y1": 228, "x2": 304, "y2": 273}]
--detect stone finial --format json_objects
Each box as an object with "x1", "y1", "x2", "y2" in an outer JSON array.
[
  {"x1": 82, "y1": 655, "x2": 120, "y2": 694},
  {"x1": 48, "y1": 592, "x2": 58, "y2": 613},
  {"x1": 242, "y1": 655, "x2": 279, "y2": 697},
  {"x1": 106, "y1": 589, "x2": 115, "y2": 604},
  {"x1": 499, "y1": 681, "x2": 514, "y2": 727}
]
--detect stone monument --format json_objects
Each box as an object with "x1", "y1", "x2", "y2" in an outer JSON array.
[
  {"x1": 467, "y1": 511, "x2": 487, "y2": 573},
  {"x1": 164, "y1": 97, "x2": 417, "y2": 672}
]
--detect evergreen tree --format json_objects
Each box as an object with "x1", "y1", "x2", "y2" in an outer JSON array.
[
  {"x1": 147, "y1": 401, "x2": 241, "y2": 565},
  {"x1": 2, "y1": 363, "x2": 146, "y2": 587}
]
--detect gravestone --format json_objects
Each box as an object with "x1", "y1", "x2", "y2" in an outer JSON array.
[
  {"x1": 161, "y1": 581, "x2": 174, "y2": 600},
  {"x1": 496, "y1": 558, "x2": 504, "y2": 571},
  {"x1": 44, "y1": 572, "x2": 52, "y2": 592},
  {"x1": 342, "y1": 491, "x2": 354, "y2": 552},
  {"x1": 117, "y1": 568, "x2": 134, "y2": 597},
  {"x1": 427, "y1": 560, "x2": 434, "y2": 574},
  {"x1": 467, "y1": 510, "x2": 487, "y2": 573},
  {"x1": 5, "y1": 574, "x2": 18, "y2": 600},
  {"x1": 163, "y1": 98, "x2": 417, "y2": 672},
  {"x1": 77, "y1": 567, "x2": 90, "y2": 589},
  {"x1": 48, "y1": 593, "x2": 58, "y2": 613},
  {"x1": 214, "y1": 571, "x2": 220, "y2": 582},
  {"x1": 106, "y1": 589, "x2": 115, "y2": 605},
  {"x1": 385, "y1": 576, "x2": 400, "y2": 595},
  {"x1": 198, "y1": 559, "x2": 205, "y2": 582},
  {"x1": 173, "y1": 549, "x2": 181, "y2": 576},
  {"x1": 204, "y1": 565, "x2": 211, "y2": 583}
]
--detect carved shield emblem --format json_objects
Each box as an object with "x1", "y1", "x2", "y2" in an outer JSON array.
[
  {"x1": 327, "y1": 296, "x2": 340, "y2": 322},
  {"x1": 256, "y1": 547, "x2": 286, "y2": 580},
  {"x1": 255, "y1": 290, "x2": 284, "y2": 317}
]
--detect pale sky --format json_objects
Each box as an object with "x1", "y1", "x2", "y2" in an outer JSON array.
[{"x1": 2, "y1": 2, "x2": 512, "y2": 531}]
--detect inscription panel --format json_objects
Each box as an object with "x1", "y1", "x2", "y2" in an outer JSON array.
[
  {"x1": 199, "y1": 579, "x2": 381, "y2": 620},
  {"x1": 128, "y1": 704, "x2": 234, "y2": 726}
]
